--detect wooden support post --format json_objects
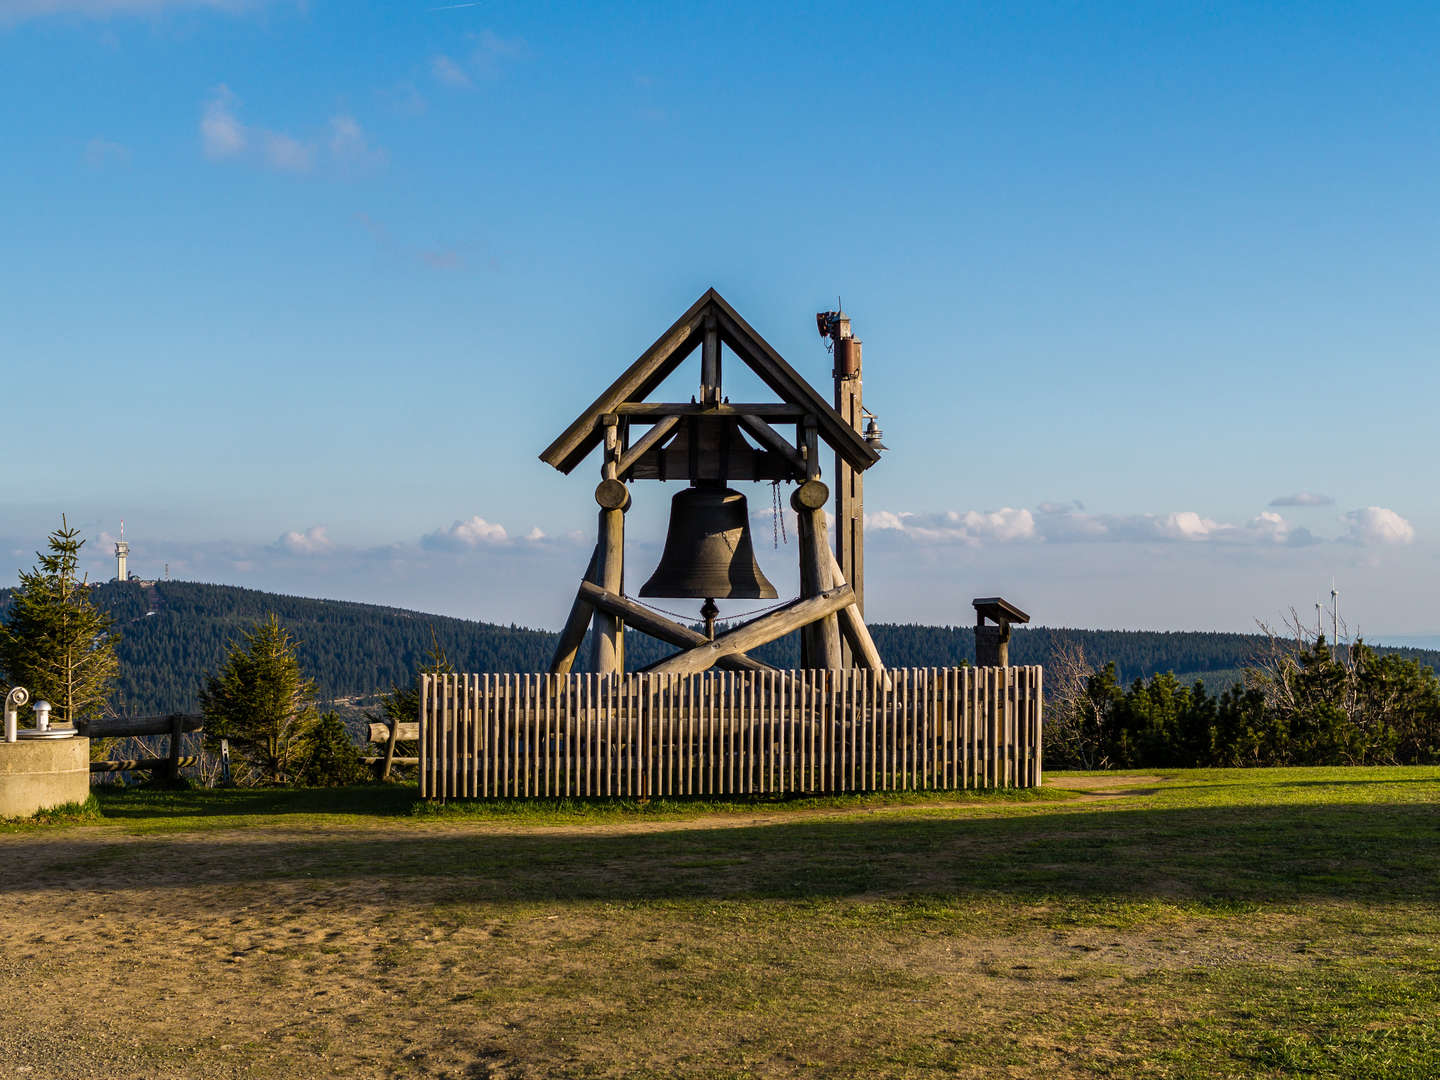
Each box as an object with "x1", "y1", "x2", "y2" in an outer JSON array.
[
  {"x1": 647, "y1": 584, "x2": 855, "y2": 677},
  {"x1": 165, "y1": 712, "x2": 183, "y2": 783},
  {"x1": 832, "y1": 324, "x2": 865, "y2": 664},
  {"x1": 793, "y1": 468, "x2": 842, "y2": 671},
  {"x1": 592, "y1": 417, "x2": 626, "y2": 675}
]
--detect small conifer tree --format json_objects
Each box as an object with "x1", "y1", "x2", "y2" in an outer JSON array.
[
  {"x1": 0, "y1": 517, "x2": 119, "y2": 725},
  {"x1": 296, "y1": 711, "x2": 368, "y2": 786},
  {"x1": 200, "y1": 614, "x2": 318, "y2": 784}
]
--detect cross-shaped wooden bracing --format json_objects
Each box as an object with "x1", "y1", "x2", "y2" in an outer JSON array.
[{"x1": 540, "y1": 289, "x2": 883, "y2": 677}]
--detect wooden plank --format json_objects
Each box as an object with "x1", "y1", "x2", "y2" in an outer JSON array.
[
  {"x1": 480, "y1": 673, "x2": 490, "y2": 798},
  {"x1": 540, "y1": 673, "x2": 550, "y2": 797},
  {"x1": 456, "y1": 674, "x2": 467, "y2": 799},
  {"x1": 585, "y1": 673, "x2": 595, "y2": 797},
  {"x1": 1035, "y1": 666, "x2": 1045, "y2": 787}
]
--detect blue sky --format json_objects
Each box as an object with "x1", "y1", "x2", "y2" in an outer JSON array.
[{"x1": 2, "y1": 1, "x2": 1437, "y2": 637}]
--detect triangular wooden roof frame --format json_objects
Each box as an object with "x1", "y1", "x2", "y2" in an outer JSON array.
[{"x1": 540, "y1": 288, "x2": 881, "y2": 476}]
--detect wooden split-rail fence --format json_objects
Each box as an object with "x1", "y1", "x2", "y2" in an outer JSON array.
[{"x1": 419, "y1": 666, "x2": 1042, "y2": 800}]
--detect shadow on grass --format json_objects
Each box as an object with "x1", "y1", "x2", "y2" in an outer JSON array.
[
  {"x1": 91, "y1": 784, "x2": 420, "y2": 819},
  {"x1": 15, "y1": 798, "x2": 1440, "y2": 906}
]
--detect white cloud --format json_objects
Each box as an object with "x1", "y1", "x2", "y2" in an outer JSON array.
[
  {"x1": 872, "y1": 503, "x2": 1321, "y2": 548},
  {"x1": 277, "y1": 525, "x2": 334, "y2": 555},
  {"x1": 328, "y1": 114, "x2": 385, "y2": 168},
  {"x1": 201, "y1": 84, "x2": 246, "y2": 159},
  {"x1": 200, "y1": 88, "x2": 382, "y2": 174},
  {"x1": 422, "y1": 516, "x2": 509, "y2": 550},
  {"x1": 524, "y1": 526, "x2": 547, "y2": 542},
  {"x1": 431, "y1": 54, "x2": 472, "y2": 88},
  {"x1": 867, "y1": 507, "x2": 1036, "y2": 546},
  {"x1": 1343, "y1": 507, "x2": 1415, "y2": 546},
  {"x1": 261, "y1": 130, "x2": 313, "y2": 173},
  {"x1": 1270, "y1": 492, "x2": 1334, "y2": 507}
]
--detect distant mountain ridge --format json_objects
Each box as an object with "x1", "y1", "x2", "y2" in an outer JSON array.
[{"x1": 5, "y1": 580, "x2": 1439, "y2": 715}]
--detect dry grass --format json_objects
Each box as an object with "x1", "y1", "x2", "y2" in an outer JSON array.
[{"x1": 1, "y1": 768, "x2": 1438, "y2": 1078}]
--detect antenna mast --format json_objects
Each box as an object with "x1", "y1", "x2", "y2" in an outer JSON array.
[{"x1": 1330, "y1": 579, "x2": 1339, "y2": 662}]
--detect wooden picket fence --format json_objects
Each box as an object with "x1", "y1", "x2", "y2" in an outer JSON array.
[{"x1": 419, "y1": 666, "x2": 1042, "y2": 800}]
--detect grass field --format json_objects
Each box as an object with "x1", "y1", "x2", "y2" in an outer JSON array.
[{"x1": 1, "y1": 768, "x2": 1437, "y2": 1079}]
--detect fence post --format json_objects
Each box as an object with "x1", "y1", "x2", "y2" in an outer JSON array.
[{"x1": 165, "y1": 712, "x2": 183, "y2": 783}]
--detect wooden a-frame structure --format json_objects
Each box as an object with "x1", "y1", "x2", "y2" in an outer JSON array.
[{"x1": 540, "y1": 288, "x2": 885, "y2": 677}]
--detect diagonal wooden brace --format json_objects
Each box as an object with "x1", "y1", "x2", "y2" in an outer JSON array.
[
  {"x1": 549, "y1": 546, "x2": 600, "y2": 674},
  {"x1": 577, "y1": 581, "x2": 779, "y2": 675},
  {"x1": 826, "y1": 549, "x2": 886, "y2": 676},
  {"x1": 646, "y1": 584, "x2": 855, "y2": 677}
]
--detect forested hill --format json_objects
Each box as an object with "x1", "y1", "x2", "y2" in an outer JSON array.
[{"x1": 7, "y1": 580, "x2": 1440, "y2": 715}]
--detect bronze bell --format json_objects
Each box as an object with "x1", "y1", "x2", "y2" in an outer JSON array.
[{"x1": 640, "y1": 485, "x2": 779, "y2": 600}]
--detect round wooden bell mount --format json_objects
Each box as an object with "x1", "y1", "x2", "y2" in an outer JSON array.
[
  {"x1": 790, "y1": 479, "x2": 829, "y2": 512},
  {"x1": 594, "y1": 478, "x2": 631, "y2": 510}
]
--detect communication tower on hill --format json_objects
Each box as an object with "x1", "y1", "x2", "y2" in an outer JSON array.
[{"x1": 115, "y1": 520, "x2": 129, "y2": 583}]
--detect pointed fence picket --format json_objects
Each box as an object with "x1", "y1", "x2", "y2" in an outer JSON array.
[{"x1": 418, "y1": 666, "x2": 1042, "y2": 800}]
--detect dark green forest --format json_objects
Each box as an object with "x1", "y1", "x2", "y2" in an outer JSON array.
[{"x1": 6, "y1": 579, "x2": 1439, "y2": 716}]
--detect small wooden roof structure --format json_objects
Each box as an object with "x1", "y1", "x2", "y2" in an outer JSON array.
[
  {"x1": 973, "y1": 597, "x2": 1031, "y2": 626},
  {"x1": 539, "y1": 288, "x2": 880, "y2": 476}
]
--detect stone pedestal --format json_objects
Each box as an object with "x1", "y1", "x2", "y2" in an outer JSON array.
[{"x1": 0, "y1": 737, "x2": 90, "y2": 818}]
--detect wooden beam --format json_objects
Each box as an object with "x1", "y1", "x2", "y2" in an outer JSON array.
[
  {"x1": 539, "y1": 289, "x2": 714, "y2": 474},
  {"x1": 81, "y1": 713, "x2": 203, "y2": 739},
  {"x1": 591, "y1": 425, "x2": 625, "y2": 674},
  {"x1": 701, "y1": 313, "x2": 721, "y2": 406},
  {"x1": 736, "y1": 414, "x2": 806, "y2": 474},
  {"x1": 647, "y1": 584, "x2": 854, "y2": 677},
  {"x1": 370, "y1": 721, "x2": 420, "y2": 743},
  {"x1": 615, "y1": 414, "x2": 680, "y2": 477},
  {"x1": 826, "y1": 549, "x2": 885, "y2": 676},
  {"x1": 576, "y1": 581, "x2": 779, "y2": 674},
  {"x1": 710, "y1": 302, "x2": 880, "y2": 472},
  {"x1": 796, "y1": 503, "x2": 842, "y2": 670},
  {"x1": 615, "y1": 402, "x2": 808, "y2": 420},
  {"x1": 549, "y1": 546, "x2": 600, "y2": 674}
]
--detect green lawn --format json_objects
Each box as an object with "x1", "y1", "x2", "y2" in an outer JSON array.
[{"x1": 2, "y1": 768, "x2": 1437, "y2": 1079}]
